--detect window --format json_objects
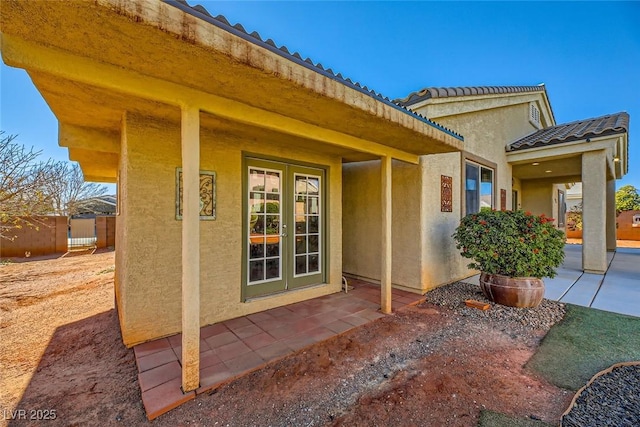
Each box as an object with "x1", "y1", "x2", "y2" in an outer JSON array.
[{"x1": 465, "y1": 161, "x2": 494, "y2": 215}]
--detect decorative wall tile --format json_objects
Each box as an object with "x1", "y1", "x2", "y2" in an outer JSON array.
[
  {"x1": 500, "y1": 188, "x2": 507, "y2": 211},
  {"x1": 176, "y1": 169, "x2": 216, "y2": 220},
  {"x1": 441, "y1": 175, "x2": 453, "y2": 212}
]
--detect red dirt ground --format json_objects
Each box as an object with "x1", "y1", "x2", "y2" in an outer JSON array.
[{"x1": 1, "y1": 250, "x2": 573, "y2": 426}]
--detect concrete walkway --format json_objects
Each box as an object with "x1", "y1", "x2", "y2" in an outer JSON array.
[{"x1": 462, "y1": 245, "x2": 640, "y2": 318}]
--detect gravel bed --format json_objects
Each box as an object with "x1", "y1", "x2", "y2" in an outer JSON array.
[
  {"x1": 562, "y1": 364, "x2": 640, "y2": 427},
  {"x1": 212, "y1": 310, "x2": 469, "y2": 426},
  {"x1": 424, "y1": 281, "x2": 566, "y2": 332}
]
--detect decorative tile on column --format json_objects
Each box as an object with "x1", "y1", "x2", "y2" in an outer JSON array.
[{"x1": 441, "y1": 175, "x2": 453, "y2": 212}]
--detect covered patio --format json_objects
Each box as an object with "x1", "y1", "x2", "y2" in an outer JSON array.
[
  {"x1": 1, "y1": 0, "x2": 463, "y2": 404},
  {"x1": 508, "y1": 112, "x2": 629, "y2": 274},
  {"x1": 133, "y1": 279, "x2": 424, "y2": 419}
]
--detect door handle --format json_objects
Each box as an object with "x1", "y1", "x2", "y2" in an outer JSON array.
[{"x1": 281, "y1": 224, "x2": 288, "y2": 238}]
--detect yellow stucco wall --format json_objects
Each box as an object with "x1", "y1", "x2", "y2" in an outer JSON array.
[
  {"x1": 342, "y1": 161, "x2": 381, "y2": 281},
  {"x1": 342, "y1": 159, "x2": 424, "y2": 292},
  {"x1": 418, "y1": 152, "x2": 470, "y2": 290},
  {"x1": 521, "y1": 180, "x2": 553, "y2": 217},
  {"x1": 431, "y1": 103, "x2": 537, "y2": 208},
  {"x1": 116, "y1": 113, "x2": 343, "y2": 346},
  {"x1": 512, "y1": 177, "x2": 523, "y2": 210},
  {"x1": 342, "y1": 100, "x2": 546, "y2": 292},
  {"x1": 417, "y1": 103, "x2": 540, "y2": 288}
]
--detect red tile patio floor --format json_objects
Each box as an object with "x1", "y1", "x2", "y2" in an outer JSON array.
[{"x1": 133, "y1": 278, "x2": 425, "y2": 420}]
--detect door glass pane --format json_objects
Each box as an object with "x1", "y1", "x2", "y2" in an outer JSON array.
[
  {"x1": 465, "y1": 162, "x2": 479, "y2": 215},
  {"x1": 295, "y1": 216, "x2": 306, "y2": 234},
  {"x1": 295, "y1": 236, "x2": 307, "y2": 254},
  {"x1": 308, "y1": 234, "x2": 319, "y2": 252},
  {"x1": 308, "y1": 254, "x2": 319, "y2": 273},
  {"x1": 295, "y1": 176, "x2": 308, "y2": 195},
  {"x1": 249, "y1": 169, "x2": 265, "y2": 191},
  {"x1": 266, "y1": 215, "x2": 280, "y2": 235},
  {"x1": 308, "y1": 216, "x2": 319, "y2": 233},
  {"x1": 250, "y1": 240, "x2": 264, "y2": 259},
  {"x1": 295, "y1": 255, "x2": 307, "y2": 275},
  {"x1": 307, "y1": 178, "x2": 319, "y2": 195},
  {"x1": 265, "y1": 171, "x2": 280, "y2": 193},
  {"x1": 265, "y1": 258, "x2": 280, "y2": 280},
  {"x1": 249, "y1": 260, "x2": 264, "y2": 282},
  {"x1": 293, "y1": 173, "x2": 321, "y2": 278},
  {"x1": 248, "y1": 167, "x2": 281, "y2": 284},
  {"x1": 265, "y1": 241, "x2": 279, "y2": 257},
  {"x1": 480, "y1": 167, "x2": 493, "y2": 210},
  {"x1": 307, "y1": 197, "x2": 319, "y2": 215}
]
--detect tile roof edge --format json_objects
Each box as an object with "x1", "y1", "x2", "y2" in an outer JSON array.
[
  {"x1": 536, "y1": 111, "x2": 629, "y2": 130},
  {"x1": 507, "y1": 111, "x2": 629, "y2": 152},
  {"x1": 394, "y1": 85, "x2": 548, "y2": 107},
  {"x1": 164, "y1": 0, "x2": 464, "y2": 141}
]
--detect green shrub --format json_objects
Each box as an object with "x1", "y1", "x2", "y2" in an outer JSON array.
[{"x1": 452, "y1": 210, "x2": 565, "y2": 278}]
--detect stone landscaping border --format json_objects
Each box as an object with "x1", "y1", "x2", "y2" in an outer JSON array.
[{"x1": 561, "y1": 361, "x2": 640, "y2": 426}]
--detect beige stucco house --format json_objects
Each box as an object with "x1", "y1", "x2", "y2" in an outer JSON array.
[
  {"x1": 1, "y1": 0, "x2": 629, "y2": 395},
  {"x1": 345, "y1": 86, "x2": 629, "y2": 291}
]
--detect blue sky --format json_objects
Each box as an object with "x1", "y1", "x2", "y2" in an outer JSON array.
[{"x1": 1, "y1": 1, "x2": 638, "y2": 191}]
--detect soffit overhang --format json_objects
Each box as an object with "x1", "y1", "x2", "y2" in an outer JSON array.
[
  {"x1": 0, "y1": 0, "x2": 464, "y2": 182},
  {"x1": 507, "y1": 134, "x2": 627, "y2": 181}
]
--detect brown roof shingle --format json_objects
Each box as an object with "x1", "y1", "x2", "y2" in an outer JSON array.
[
  {"x1": 394, "y1": 85, "x2": 547, "y2": 107},
  {"x1": 508, "y1": 112, "x2": 629, "y2": 152}
]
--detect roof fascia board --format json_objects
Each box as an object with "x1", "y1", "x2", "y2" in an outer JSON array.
[
  {"x1": 536, "y1": 89, "x2": 555, "y2": 126},
  {"x1": 2, "y1": 34, "x2": 424, "y2": 164},
  {"x1": 159, "y1": 0, "x2": 462, "y2": 141}
]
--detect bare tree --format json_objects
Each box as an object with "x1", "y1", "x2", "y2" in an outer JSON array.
[
  {"x1": 0, "y1": 132, "x2": 64, "y2": 240},
  {"x1": 1, "y1": 132, "x2": 109, "y2": 240},
  {"x1": 43, "y1": 162, "x2": 108, "y2": 217}
]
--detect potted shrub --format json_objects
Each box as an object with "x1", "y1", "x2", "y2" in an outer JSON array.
[{"x1": 452, "y1": 209, "x2": 565, "y2": 307}]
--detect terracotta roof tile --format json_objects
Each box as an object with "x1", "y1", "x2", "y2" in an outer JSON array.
[
  {"x1": 166, "y1": 1, "x2": 463, "y2": 140},
  {"x1": 394, "y1": 85, "x2": 547, "y2": 106},
  {"x1": 508, "y1": 112, "x2": 629, "y2": 151}
]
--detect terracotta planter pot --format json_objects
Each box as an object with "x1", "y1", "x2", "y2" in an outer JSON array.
[{"x1": 479, "y1": 272, "x2": 545, "y2": 308}]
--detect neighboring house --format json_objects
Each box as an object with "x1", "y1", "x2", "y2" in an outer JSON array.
[
  {"x1": 73, "y1": 195, "x2": 117, "y2": 218},
  {"x1": 1, "y1": 0, "x2": 629, "y2": 395}
]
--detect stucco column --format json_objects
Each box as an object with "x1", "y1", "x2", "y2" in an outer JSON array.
[
  {"x1": 380, "y1": 156, "x2": 392, "y2": 314},
  {"x1": 582, "y1": 150, "x2": 607, "y2": 273},
  {"x1": 181, "y1": 106, "x2": 200, "y2": 392},
  {"x1": 606, "y1": 179, "x2": 617, "y2": 252}
]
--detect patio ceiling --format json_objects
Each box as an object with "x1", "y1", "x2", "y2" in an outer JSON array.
[
  {"x1": 508, "y1": 113, "x2": 629, "y2": 181},
  {"x1": 1, "y1": 0, "x2": 464, "y2": 182}
]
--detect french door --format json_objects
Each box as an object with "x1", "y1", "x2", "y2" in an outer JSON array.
[{"x1": 243, "y1": 158, "x2": 325, "y2": 299}]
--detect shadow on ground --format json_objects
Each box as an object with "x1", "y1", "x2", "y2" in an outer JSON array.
[{"x1": 9, "y1": 310, "x2": 145, "y2": 426}]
